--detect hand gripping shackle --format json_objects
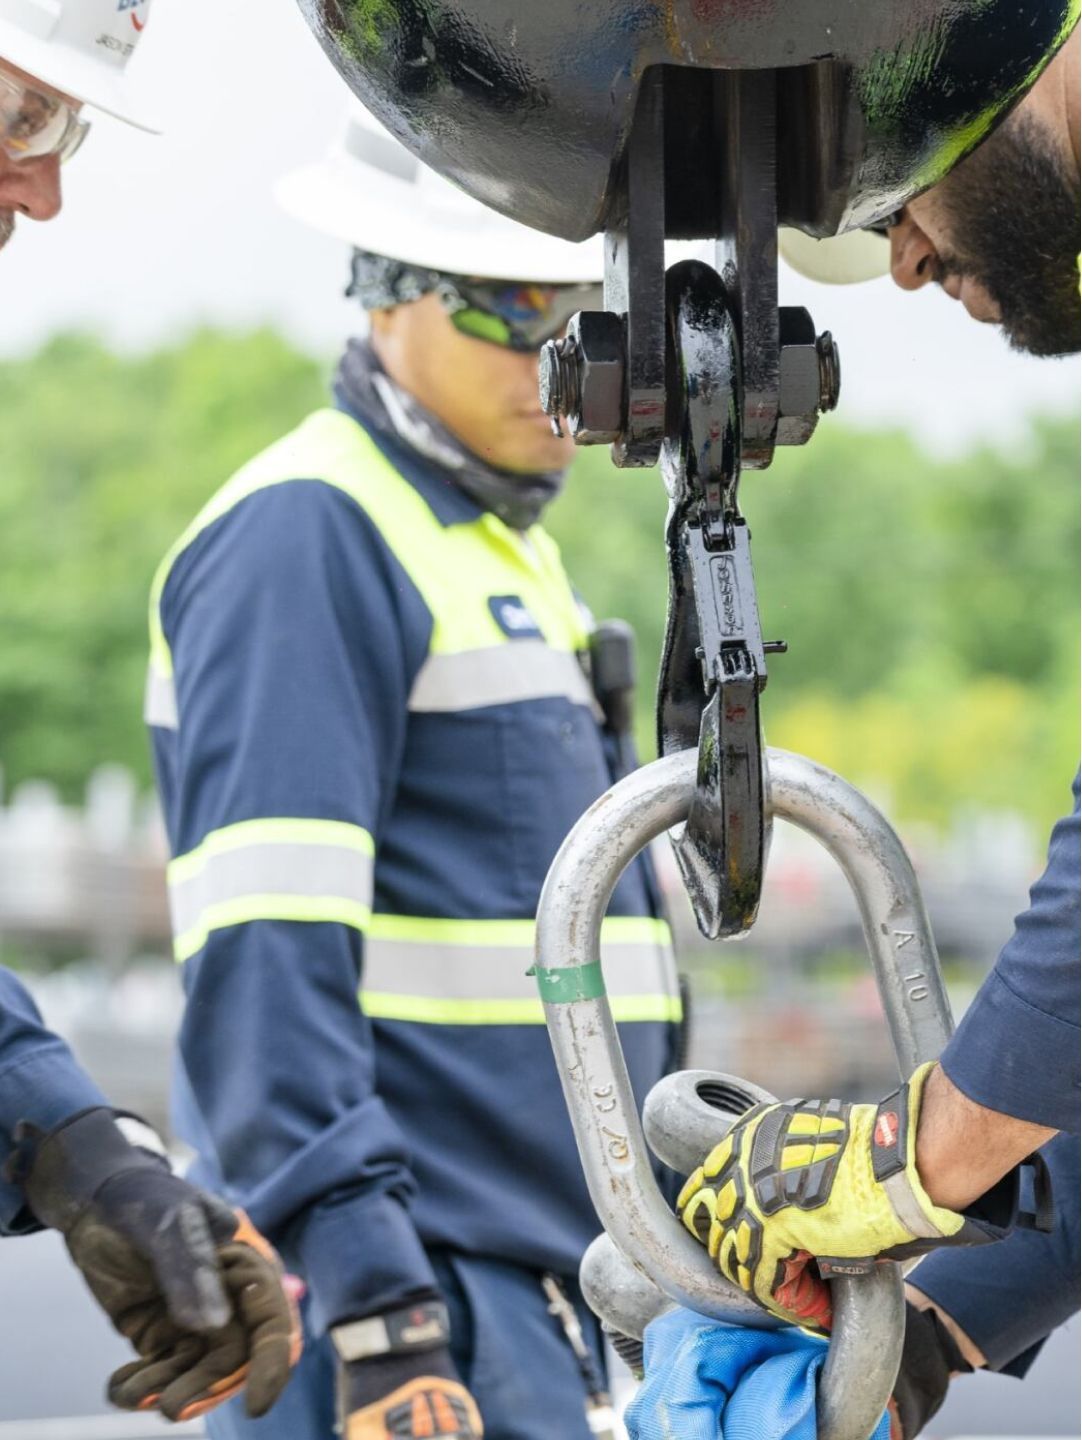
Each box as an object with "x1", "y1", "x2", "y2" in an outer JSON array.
[{"x1": 533, "y1": 748, "x2": 955, "y2": 1440}]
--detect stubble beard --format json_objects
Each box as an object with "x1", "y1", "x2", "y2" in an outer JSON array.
[
  {"x1": 934, "y1": 113, "x2": 1081, "y2": 358},
  {"x1": 0, "y1": 211, "x2": 14, "y2": 252}
]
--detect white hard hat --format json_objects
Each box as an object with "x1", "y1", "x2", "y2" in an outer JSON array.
[
  {"x1": 0, "y1": 0, "x2": 158, "y2": 131},
  {"x1": 276, "y1": 105, "x2": 604, "y2": 284},
  {"x1": 778, "y1": 227, "x2": 891, "y2": 285}
]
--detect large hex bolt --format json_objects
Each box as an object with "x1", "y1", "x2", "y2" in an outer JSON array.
[
  {"x1": 776, "y1": 307, "x2": 842, "y2": 446},
  {"x1": 538, "y1": 311, "x2": 626, "y2": 445}
]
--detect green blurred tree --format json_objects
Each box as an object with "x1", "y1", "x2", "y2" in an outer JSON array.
[{"x1": 0, "y1": 331, "x2": 324, "y2": 794}]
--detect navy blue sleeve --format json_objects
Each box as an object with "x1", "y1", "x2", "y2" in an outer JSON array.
[
  {"x1": 158, "y1": 479, "x2": 437, "y2": 1333},
  {"x1": 941, "y1": 773, "x2": 1080, "y2": 1133},
  {"x1": 0, "y1": 966, "x2": 106, "y2": 1235},
  {"x1": 909, "y1": 1132, "x2": 1080, "y2": 1374}
]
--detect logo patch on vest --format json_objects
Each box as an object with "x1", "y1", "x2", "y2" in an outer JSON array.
[{"x1": 489, "y1": 595, "x2": 543, "y2": 640}]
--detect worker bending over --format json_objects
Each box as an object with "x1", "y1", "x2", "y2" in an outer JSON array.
[{"x1": 660, "y1": 22, "x2": 1080, "y2": 1440}]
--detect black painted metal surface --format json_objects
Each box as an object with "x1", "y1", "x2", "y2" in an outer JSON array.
[
  {"x1": 297, "y1": 0, "x2": 1077, "y2": 242},
  {"x1": 657, "y1": 260, "x2": 768, "y2": 938}
]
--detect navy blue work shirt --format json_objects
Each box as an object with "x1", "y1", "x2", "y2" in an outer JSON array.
[
  {"x1": 917, "y1": 773, "x2": 1080, "y2": 1372},
  {"x1": 0, "y1": 966, "x2": 105, "y2": 1234},
  {"x1": 941, "y1": 772, "x2": 1079, "y2": 1133}
]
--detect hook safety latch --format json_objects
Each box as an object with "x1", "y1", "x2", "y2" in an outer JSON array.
[
  {"x1": 675, "y1": 516, "x2": 770, "y2": 939},
  {"x1": 658, "y1": 261, "x2": 774, "y2": 939}
]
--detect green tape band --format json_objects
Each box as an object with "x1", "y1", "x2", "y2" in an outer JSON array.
[{"x1": 533, "y1": 961, "x2": 607, "y2": 1004}]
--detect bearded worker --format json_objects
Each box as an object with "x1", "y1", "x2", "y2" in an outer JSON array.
[{"x1": 649, "y1": 22, "x2": 1080, "y2": 1440}]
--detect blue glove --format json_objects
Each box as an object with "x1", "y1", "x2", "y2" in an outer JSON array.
[{"x1": 625, "y1": 1309, "x2": 891, "y2": 1440}]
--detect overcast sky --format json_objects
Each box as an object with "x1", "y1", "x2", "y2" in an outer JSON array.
[{"x1": 1, "y1": 0, "x2": 1078, "y2": 456}]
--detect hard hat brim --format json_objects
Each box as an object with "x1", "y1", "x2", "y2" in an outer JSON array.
[
  {"x1": 275, "y1": 150, "x2": 605, "y2": 284},
  {"x1": 778, "y1": 227, "x2": 891, "y2": 286},
  {"x1": 0, "y1": 20, "x2": 160, "y2": 132}
]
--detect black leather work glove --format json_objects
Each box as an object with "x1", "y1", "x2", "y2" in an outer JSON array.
[
  {"x1": 8, "y1": 1107, "x2": 302, "y2": 1421},
  {"x1": 333, "y1": 1300, "x2": 483, "y2": 1438},
  {"x1": 890, "y1": 1301, "x2": 974, "y2": 1440}
]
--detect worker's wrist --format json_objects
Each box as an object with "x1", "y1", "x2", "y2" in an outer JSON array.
[
  {"x1": 333, "y1": 1297, "x2": 454, "y2": 1410},
  {"x1": 914, "y1": 1064, "x2": 1055, "y2": 1211},
  {"x1": 892, "y1": 1295, "x2": 977, "y2": 1440},
  {"x1": 332, "y1": 1297, "x2": 449, "y2": 1364},
  {"x1": 0, "y1": 1050, "x2": 107, "y2": 1149},
  {"x1": 913, "y1": 1066, "x2": 974, "y2": 1208},
  {"x1": 905, "y1": 1284, "x2": 986, "y2": 1371},
  {"x1": 337, "y1": 1342, "x2": 460, "y2": 1414},
  {"x1": 4, "y1": 1106, "x2": 169, "y2": 1232}
]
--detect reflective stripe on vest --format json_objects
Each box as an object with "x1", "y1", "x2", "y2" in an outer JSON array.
[
  {"x1": 147, "y1": 409, "x2": 592, "y2": 729},
  {"x1": 360, "y1": 915, "x2": 680, "y2": 1026},
  {"x1": 408, "y1": 642, "x2": 594, "y2": 712},
  {"x1": 168, "y1": 818, "x2": 375, "y2": 963},
  {"x1": 168, "y1": 842, "x2": 680, "y2": 1024}
]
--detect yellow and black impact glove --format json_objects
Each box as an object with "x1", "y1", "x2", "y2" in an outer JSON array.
[{"x1": 677, "y1": 1062, "x2": 1024, "y2": 1333}]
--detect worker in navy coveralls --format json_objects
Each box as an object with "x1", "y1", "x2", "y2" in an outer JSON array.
[{"x1": 146, "y1": 108, "x2": 681, "y2": 1440}]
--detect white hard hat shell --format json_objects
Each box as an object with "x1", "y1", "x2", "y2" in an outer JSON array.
[
  {"x1": 779, "y1": 227, "x2": 890, "y2": 285},
  {"x1": 0, "y1": 0, "x2": 158, "y2": 131},
  {"x1": 276, "y1": 107, "x2": 604, "y2": 284}
]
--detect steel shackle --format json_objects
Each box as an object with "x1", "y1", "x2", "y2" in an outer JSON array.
[
  {"x1": 579, "y1": 1072, "x2": 778, "y2": 1365},
  {"x1": 533, "y1": 747, "x2": 954, "y2": 1440}
]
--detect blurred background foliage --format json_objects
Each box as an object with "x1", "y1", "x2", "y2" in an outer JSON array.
[{"x1": 0, "y1": 329, "x2": 1076, "y2": 838}]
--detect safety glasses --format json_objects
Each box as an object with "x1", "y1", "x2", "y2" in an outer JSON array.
[
  {"x1": 863, "y1": 210, "x2": 903, "y2": 239},
  {"x1": 0, "y1": 64, "x2": 89, "y2": 165},
  {"x1": 438, "y1": 277, "x2": 605, "y2": 351}
]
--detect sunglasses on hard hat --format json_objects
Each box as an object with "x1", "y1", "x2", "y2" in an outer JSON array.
[
  {"x1": 437, "y1": 277, "x2": 605, "y2": 351},
  {"x1": 0, "y1": 63, "x2": 89, "y2": 166}
]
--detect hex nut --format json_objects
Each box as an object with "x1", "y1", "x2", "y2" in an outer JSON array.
[
  {"x1": 776, "y1": 306, "x2": 823, "y2": 447},
  {"x1": 567, "y1": 310, "x2": 626, "y2": 445}
]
